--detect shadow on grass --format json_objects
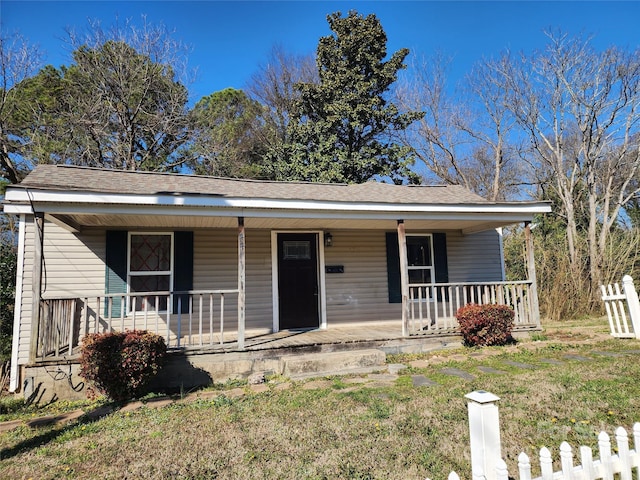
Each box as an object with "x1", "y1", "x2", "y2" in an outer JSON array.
[{"x1": 0, "y1": 402, "x2": 117, "y2": 461}]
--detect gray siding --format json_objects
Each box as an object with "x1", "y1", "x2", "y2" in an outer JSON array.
[
  {"x1": 16, "y1": 222, "x2": 504, "y2": 365},
  {"x1": 324, "y1": 230, "x2": 400, "y2": 324},
  {"x1": 446, "y1": 229, "x2": 503, "y2": 283},
  {"x1": 18, "y1": 219, "x2": 105, "y2": 365}
]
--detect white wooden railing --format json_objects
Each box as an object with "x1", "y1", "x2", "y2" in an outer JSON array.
[
  {"x1": 408, "y1": 280, "x2": 538, "y2": 334},
  {"x1": 600, "y1": 275, "x2": 640, "y2": 339},
  {"x1": 434, "y1": 391, "x2": 640, "y2": 480},
  {"x1": 37, "y1": 289, "x2": 239, "y2": 361}
]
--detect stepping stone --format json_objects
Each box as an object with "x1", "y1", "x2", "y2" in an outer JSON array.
[
  {"x1": 539, "y1": 358, "x2": 564, "y2": 365},
  {"x1": 412, "y1": 375, "x2": 439, "y2": 387},
  {"x1": 120, "y1": 401, "x2": 144, "y2": 413},
  {"x1": 83, "y1": 405, "x2": 114, "y2": 421},
  {"x1": 477, "y1": 366, "x2": 506, "y2": 375},
  {"x1": 0, "y1": 419, "x2": 23, "y2": 433},
  {"x1": 145, "y1": 398, "x2": 174, "y2": 409},
  {"x1": 273, "y1": 382, "x2": 292, "y2": 391},
  {"x1": 249, "y1": 384, "x2": 269, "y2": 394},
  {"x1": 388, "y1": 363, "x2": 407, "y2": 374},
  {"x1": 563, "y1": 354, "x2": 591, "y2": 362},
  {"x1": 367, "y1": 373, "x2": 398, "y2": 382},
  {"x1": 591, "y1": 351, "x2": 623, "y2": 357},
  {"x1": 502, "y1": 361, "x2": 536, "y2": 369},
  {"x1": 302, "y1": 380, "x2": 333, "y2": 390},
  {"x1": 343, "y1": 377, "x2": 370, "y2": 384},
  {"x1": 409, "y1": 359, "x2": 430, "y2": 368},
  {"x1": 440, "y1": 367, "x2": 476, "y2": 381}
]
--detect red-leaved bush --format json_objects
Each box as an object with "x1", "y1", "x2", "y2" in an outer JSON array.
[
  {"x1": 79, "y1": 330, "x2": 167, "y2": 402},
  {"x1": 455, "y1": 304, "x2": 515, "y2": 347}
]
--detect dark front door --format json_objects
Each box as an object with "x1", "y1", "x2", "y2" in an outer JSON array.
[{"x1": 278, "y1": 233, "x2": 319, "y2": 330}]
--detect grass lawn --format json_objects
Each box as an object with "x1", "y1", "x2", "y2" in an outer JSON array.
[{"x1": 1, "y1": 317, "x2": 639, "y2": 479}]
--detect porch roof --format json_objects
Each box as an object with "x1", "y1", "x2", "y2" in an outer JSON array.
[{"x1": 4, "y1": 164, "x2": 550, "y2": 233}]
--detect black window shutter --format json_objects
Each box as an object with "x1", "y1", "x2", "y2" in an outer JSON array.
[
  {"x1": 105, "y1": 230, "x2": 128, "y2": 317},
  {"x1": 173, "y1": 231, "x2": 194, "y2": 314},
  {"x1": 385, "y1": 232, "x2": 401, "y2": 303},
  {"x1": 433, "y1": 233, "x2": 449, "y2": 283}
]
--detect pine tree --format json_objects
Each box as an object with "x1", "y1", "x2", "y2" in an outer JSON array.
[{"x1": 271, "y1": 11, "x2": 423, "y2": 184}]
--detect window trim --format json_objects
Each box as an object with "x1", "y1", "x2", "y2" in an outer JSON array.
[{"x1": 127, "y1": 231, "x2": 175, "y2": 313}]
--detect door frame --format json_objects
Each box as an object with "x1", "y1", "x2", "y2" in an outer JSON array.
[{"x1": 271, "y1": 230, "x2": 327, "y2": 332}]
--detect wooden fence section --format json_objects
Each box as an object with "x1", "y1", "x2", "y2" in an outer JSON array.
[
  {"x1": 600, "y1": 275, "x2": 640, "y2": 339},
  {"x1": 36, "y1": 289, "x2": 239, "y2": 361},
  {"x1": 408, "y1": 280, "x2": 537, "y2": 334},
  {"x1": 432, "y1": 391, "x2": 640, "y2": 480}
]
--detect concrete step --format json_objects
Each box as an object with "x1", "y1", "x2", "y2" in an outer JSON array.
[{"x1": 280, "y1": 349, "x2": 387, "y2": 379}]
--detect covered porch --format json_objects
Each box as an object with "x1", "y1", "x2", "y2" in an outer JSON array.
[{"x1": 4, "y1": 165, "x2": 550, "y2": 391}]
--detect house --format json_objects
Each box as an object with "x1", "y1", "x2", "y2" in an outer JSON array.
[{"x1": 3, "y1": 164, "x2": 550, "y2": 398}]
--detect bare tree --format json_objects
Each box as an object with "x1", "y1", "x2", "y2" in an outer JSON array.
[
  {"x1": 0, "y1": 32, "x2": 43, "y2": 183},
  {"x1": 495, "y1": 31, "x2": 640, "y2": 292},
  {"x1": 246, "y1": 46, "x2": 318, "y2": 159},
  {"x1": 57, "y1": 17, "x2": 193, "y2": 171},
  {"x1": 397, "y1": 53, "x2": 521, "y2": 200}
]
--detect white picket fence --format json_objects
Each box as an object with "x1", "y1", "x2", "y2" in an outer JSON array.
[
  {"x1": 431, "y1": 391, "x2": 640, "y2": 480},
  {"x1": 600, "y1": 275, "x2": 640, "y2": 339}
]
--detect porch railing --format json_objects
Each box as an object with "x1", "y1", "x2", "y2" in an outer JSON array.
[
  {"x1": 407, "y1": 280, "x2": 537, "y2": 335},
  {"x1": 37, "y1": 289, "x2": 239, "y2": 361}
]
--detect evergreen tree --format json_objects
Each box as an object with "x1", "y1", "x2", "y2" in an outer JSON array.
[{"x1": 270, "y1": 11, "x2": 423, "y2": 184}]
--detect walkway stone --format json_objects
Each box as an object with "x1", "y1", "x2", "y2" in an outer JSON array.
[
  {"x1": 144, "y1": 397, "x2": 174, "y2": 409},
  {"x1": 25, "y1": 409, "x2": 85, "y2": 428},
  {"x1": 249, "y1": 384, "x2": 269, "y2": 394},
  {"x1": 120, "y1": 401, "x2": 144, "y2": 413},
  {"x1": 440, "y1": 367, "x2": 475, "y2": 381},
  {"x1": 302, "y1": 380, "x2": 333, "y2": 390},
  {"x1": 591, "y1": 351, "x2": 623, "y2": 357},
  {"x1": 0, "y1": 419, "x2": 24, "y2": 433},
  {"x1": 563, "y1": 354, "x2": 591, "y2": 362},
  {"x1": 502, "y1": 361, "x2": 536, "y2": 369},
  {"x1": 477, "y1": 366, "x2": 506, "y2": 375},
  {"x1": 539, "y1": 358, "x2": 564, "y2": 365},
  {"x1": 408, "y1": 359, "x2": 430, "y2": 368},
  {"x1": 387, "y1": 363, "x2": 407, "y2": 374},
  {"x1": 367, "y1": 373, "x2": 398, "y2": 382},
  {"x1": 412, "y1": 375, "x2": 439, "y2": 387}
]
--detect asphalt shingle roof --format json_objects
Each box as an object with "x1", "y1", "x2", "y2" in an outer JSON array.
[{"x1": 17, "y1": 164, "x2": 494, "y2": 205}]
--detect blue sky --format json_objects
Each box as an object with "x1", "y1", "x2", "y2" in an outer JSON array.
[{"x1": 2, "y1": 1, "x2": 640, "y2": 104}]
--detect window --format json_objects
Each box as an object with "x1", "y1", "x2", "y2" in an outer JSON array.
[
  {"x1": 283, "y1": 240, "x2": 311, "y2": 260},
  {"x1": 406, "y1": 235, "x2": 434, "y2": 286},
  {"x1": 128, "y1": 233, "x2": 173, "y2": 311},
  {"x1": 385, "y1": 232, "x2": 448, "y2": 304}
]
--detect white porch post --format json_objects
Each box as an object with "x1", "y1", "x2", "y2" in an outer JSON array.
[
  {"x1": 524, "y1": 221, "x2": 541, "y2": 327},
  {"x1": 397, "y1": 220, "x2": 410, "y2": 337},
  {"x1": 237, "y1": 217, "x2": 246, "y2": 350},
  {"x1": 466, "y1": 390, "x2": 502, "y2": 480},
  {"x1": 29, "y1": 212, "x2": 44, "y2": 363}
]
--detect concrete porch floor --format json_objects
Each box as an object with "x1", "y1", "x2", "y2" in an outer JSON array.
[{"x1": 179, "y1": 322, "x2": 464, "y2": 356}]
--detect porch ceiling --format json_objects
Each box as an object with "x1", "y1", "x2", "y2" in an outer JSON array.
[{"x1": 45, "y1": 212, "x2": 521, "y2": 234}]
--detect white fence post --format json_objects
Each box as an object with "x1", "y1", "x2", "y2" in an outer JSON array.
[
  {"x1": 466, "y1": 390, "x2": 502, "y2": 480},
  {"x1": 622, "y1": 275, "x2": 640, "y2": 339}
]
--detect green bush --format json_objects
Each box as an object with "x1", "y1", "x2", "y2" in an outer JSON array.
[
  {"x1": 79, "y1": 330, "x2": 167, "y2": 402},
  {"x1": 455, "y1": 303, "x2": 515, "y2": 347}
]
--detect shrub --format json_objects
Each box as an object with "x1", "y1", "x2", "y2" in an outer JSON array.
[
  {"x1": 455, "y1": 303, "x2": 515, "y2": 347},
  {"x1": 79, "y1": 330, "x2": 167, "y2": 402}
]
